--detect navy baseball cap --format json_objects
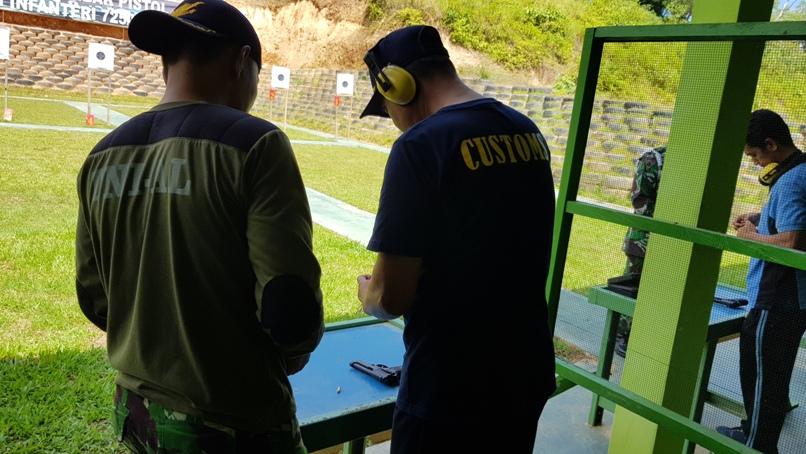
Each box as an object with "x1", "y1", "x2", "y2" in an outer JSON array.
[
  {"x1": 360, "y1": 25, "x2": 449, "y2": 118},
  {"x1": 128, "y1": 0, "x2": 262, "y2": 70}
]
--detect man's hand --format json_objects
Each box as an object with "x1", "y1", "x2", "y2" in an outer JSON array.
[
  {"x1": 286, "y1": 353, "x2": 311, "y2": 375},
  {"x1": 356, "y1": 253, "x2": 421, "y2": 320},
  {"x1": 732, "y1": 213, "x2": 760, "y2": 231},
  {"x1": 357, "y1": 274, "x2": 372, "y2": 304},
  {"x1": 736, "y1": 222, "x2": 758, "y2": 239}
]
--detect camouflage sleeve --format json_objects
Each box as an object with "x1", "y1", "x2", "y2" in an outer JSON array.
[
  {"x1": 243, "y1": 129, "x2": 324, "y2": 359},
  {"x1": 631, "y1": 151, "x2": 661, "y2": 216},
  {"x1": 623, "y1": 150, "x2": 661, "y2": 259}
]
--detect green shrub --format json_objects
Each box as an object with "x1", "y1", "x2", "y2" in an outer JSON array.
[
  {"x1": 581, "y1": 0, "x2": 659, "y2": 28},
  {"x1": 523, "y1": 4, "x2": 567, "y2": 33},
  {"x1": 397, "y1": 7, "x2": 425, "y2": 26},
  {"x1": 367, "y1": 0, "x2": 385, "y2": 22},
  {"x1": 442, "y1": 8, "x2": 488, "y2": 50}
]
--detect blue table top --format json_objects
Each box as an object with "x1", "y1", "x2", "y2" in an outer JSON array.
[{"x1": 290, "y1": 322, "x2": 405, "y2": 422}]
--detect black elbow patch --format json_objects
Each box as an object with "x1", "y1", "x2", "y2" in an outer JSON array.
[
  {"x1": 261, "y1": 275, "x2": 320, "y2": 344},
  {"x1": 76, "y1": 280, "x2": 107, "y2": 332}
]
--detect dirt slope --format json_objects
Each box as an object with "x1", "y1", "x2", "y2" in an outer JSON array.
[{"x1": 232, "y1": 0, "x2": 488, "y2": 73}]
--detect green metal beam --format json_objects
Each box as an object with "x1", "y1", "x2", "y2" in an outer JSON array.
[
  {"x1": 555, "y1": 359, "x2": 759, "y2": 454},
  {"x1": 592, "y1": 21, "x2": 806, "y2": 42},
  {"x1": 566, "y1": 201, "x2": 806, "y2": 270}
]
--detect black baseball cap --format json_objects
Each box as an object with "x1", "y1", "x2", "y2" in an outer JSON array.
[
  {"x1": 128, "y1": 0, "x2": 262, "y2": 70},
  {"x1": 360, "y1": 25, "x2": 449, "y2": 118}
]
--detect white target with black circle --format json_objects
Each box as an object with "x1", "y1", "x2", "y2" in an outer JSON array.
[
  {"x1": 0, "y1": 28, "x2": 9, "y2": 61},
  {"x1": 88, "y1": 42, "x2": 115, "y2": 71},
  {"x1": 336, "y1": 73, "x2": 355, "y2": 96},
  {"x1": 271, "y1": 65, "x2": 291, "y2": 89}
]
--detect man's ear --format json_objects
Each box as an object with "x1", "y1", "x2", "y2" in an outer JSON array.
[
  {"x1": 765, "y1": 137, "x2": 779, "y2": 153},
  {"x1": 235, "y1": 45, "x2": 251, "y2": 79}
]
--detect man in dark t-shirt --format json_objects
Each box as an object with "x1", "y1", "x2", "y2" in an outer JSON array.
[{"x1": 356, "y1": 26, "x2": 557, "y2": 453}]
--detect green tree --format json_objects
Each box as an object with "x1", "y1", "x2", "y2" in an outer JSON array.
[
  {"x1": 774, "y1": 0, "x2": 806, "y2": 21},
  {"x1": 639, "y1": 0, "x2": 693, "y2": 22}
]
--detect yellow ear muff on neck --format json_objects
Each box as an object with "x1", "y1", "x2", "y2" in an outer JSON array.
[
  {"x1": 759, "y1": 162, "x2": 779, "y2": 186},
  {"x1": 377, "y1": 65, "x2": 416, "y2": 106}
]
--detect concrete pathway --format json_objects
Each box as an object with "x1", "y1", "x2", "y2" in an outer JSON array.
[
  {"x1": 306, "y1": 188, "x2": 374, "y2": 246},
  {"x1": 62, "y1": 100, "x2": 132, "y2": 127},
  {"x1": 0, "y1": 121, "x2": 111, "y2": 133}
]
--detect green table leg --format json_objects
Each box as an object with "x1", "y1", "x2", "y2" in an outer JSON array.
[
  {"x1": 589, "y1": 309, "x2": 620, "y2": 426},
  {"x1": 683, "y1": 339, "x2": 718, "y2": 454},
  {"x1": 343, "y1": 438, "x2": 366, "y2": 454}
]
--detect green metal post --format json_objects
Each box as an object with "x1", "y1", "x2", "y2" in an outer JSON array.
[
  {"x1": 608, "y1": 1, "x2": 773, "y2": 453},
  {"x1": 546, "y1": 28, "x2": 602, "y2": 333}
]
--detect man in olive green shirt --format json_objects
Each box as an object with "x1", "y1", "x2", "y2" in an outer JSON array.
[{"x1": 75, "y1": 1, "x2": 323, "y2": 452}]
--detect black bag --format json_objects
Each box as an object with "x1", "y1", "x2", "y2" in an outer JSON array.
[{"x1": 606, "y1": 273, "x2": 641, "y2": 298}]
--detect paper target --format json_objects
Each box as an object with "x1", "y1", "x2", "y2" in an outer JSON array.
[
  {"x1": 271, "y1": 65, "x2": 291, "y2": 89},
  {"x1": 88, "y1": 42, "x2": 115, "y2": 71},
  {"x1": 336, "y1": 73, "x2": 355, "y2": 96},
  {"x1": 0, "y1": 28, "x2": 9, "y2": 61}
]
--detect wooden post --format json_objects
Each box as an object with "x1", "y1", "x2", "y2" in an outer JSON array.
[
  {"x1": 335, "y1": 96, "x2": 340, "y2": 138},
  {"x1": 106, "y1": 73, "x2": 111, "y2": 125},
  {"x1": 348, "y1": 96, "x2": 354, "y2": 139},
  {"x1": 87, "y1": 66, "x2": 92, "y2": 117},
  {"x1": 3, "y1": 60, "x2": 8, "y2": 112},
  {"x1": 283, "y1": 90, "x2": 288, "y2": 131}
]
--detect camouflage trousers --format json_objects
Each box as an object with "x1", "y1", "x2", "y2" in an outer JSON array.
[
  {"x1": 619, "y1": 255, "x2": 645, "y2": 336},
  {"x1": 113, "y1": 385, "x2": 307, "y2": 454}
]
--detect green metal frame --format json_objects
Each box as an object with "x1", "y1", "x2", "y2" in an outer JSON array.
[
  {"x1": 548, "y1": 20, "x2": 806, "y2": 329},
  {"x1": 554, "y1": 360, "x2": 757, "y2": 454},
  {"x1": 547, "y1": 20, "x2": 806, "y2": 454}
]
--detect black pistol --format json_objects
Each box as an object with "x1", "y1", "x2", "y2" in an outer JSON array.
[
  {"x1": 350, "y1": 360, "x2": 402, "y2": 386},
  {"x1": 713, "y1": 297, "x2": 749, "y2": 309}
]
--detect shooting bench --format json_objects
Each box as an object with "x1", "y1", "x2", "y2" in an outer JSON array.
[
  {"x1": 291, "y1": 317, "x2": 404, "y2": 453},
  {"x1": 587, "y1": 284, "x2": 751, "y2": 426}
]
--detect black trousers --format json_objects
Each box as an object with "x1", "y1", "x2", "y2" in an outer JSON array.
[
  {"x1": 739, "y1": 306, "x2": 806, "y2": 454},
  {"x1": 389, "y1": 399, "x2": 548, "y2": 454}
]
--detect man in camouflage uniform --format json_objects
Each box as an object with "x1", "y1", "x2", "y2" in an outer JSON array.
[{"x1": 616, "y1": 145, "x2": 666, "y2": 357}]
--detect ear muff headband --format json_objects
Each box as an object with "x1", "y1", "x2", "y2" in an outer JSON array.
[
  {"x1": 363, "y1": 52, "x2": 417, "y2": 106},
  {"x1": 758, "y1": 150, "x2": 806, "y2": 187},
  {"x1": 759, "y1": 163, "x2": 779, "y2": 186}
]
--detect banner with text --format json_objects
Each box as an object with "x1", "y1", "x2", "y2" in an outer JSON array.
[{"x1": 0, "y1": 0, "x2": 181, "y2": 28}]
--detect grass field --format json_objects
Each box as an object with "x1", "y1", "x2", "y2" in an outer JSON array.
[
  {"x1": 0, "y1": 91, "x2": 751, "y2": 452},
  {"x1": 0, "y1": 97, "x2": 381, "y2": 452}
]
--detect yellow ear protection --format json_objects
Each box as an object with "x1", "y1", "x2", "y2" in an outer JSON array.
[
  {"x1": 364, "y1": 51, "x2": 417, "y2": 106},
  {"x1": 758, "y1": 150, "x2": 806, "y2": 187},
  {"x1": 759, "y1": 163, "x2": 779, "y2": 186}
]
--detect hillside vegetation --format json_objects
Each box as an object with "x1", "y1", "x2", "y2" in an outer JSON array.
[{"x1": 240, "y1": 0, "x2": 806, "y2": 115}]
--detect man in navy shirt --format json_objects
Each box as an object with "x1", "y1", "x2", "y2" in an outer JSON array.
[{"x1": 356, "y1": 25, "x2": 557, "y2": 453}]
